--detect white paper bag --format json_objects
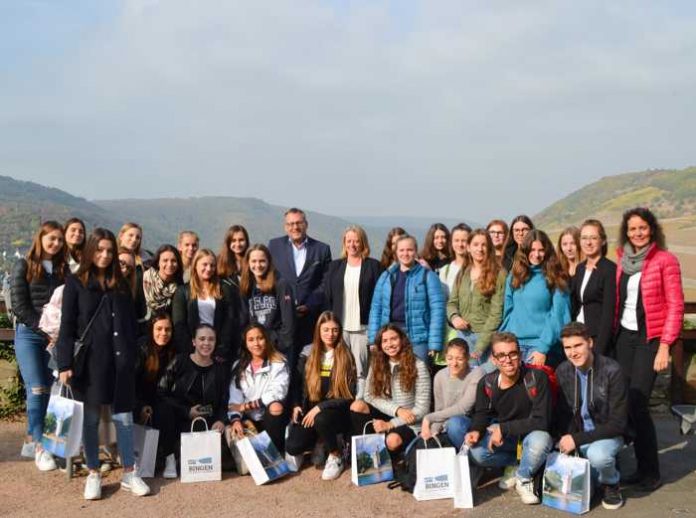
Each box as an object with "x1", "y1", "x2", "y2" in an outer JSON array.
[
  {"x1": 413, "y1": 437, "x2": 456, "y2": 501},
  {"x1": 41, "y1": 384, "x2": 83, "y2": 458},
  {"x1": 453, "y1": 446, "x2": 474, "y2": 509},
  {"x1": 180, "y1": 417, "x2": 221, "y2": 483},
  {"x1": 351, "y1": 421, "x2": 393, "y2": 487},
  {"x1": 133, "y1": 423, "x2": 159, "y2": 478},
  {"x1": 542, "y1": 452, "x2": 591, "y2": 515},
  {"x1": 235, "y1": 431, "x2": 291, "y2": 485}
]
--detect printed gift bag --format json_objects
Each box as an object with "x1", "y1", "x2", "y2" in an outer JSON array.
[
  {"x1": 453, "y1": 445, "x2": 474, "y2": 509},
  {"x1": 413, "y1": 437, "x2": 456, "y2": 501},
  {"x1": 180, "y1": 417, "x2": 222, "y2": 483},
  {"x1": 351, "y1": 421, "x2": 394, "y2": 487},
  {"x1": 133, "y1": 422, "x2": 159, "y2": 478},
  {"x1": 41, "y1": 384, "x2": 83, "y2": 458},
  {"x1": 235, "y1": 431, "x2": 291, "y2": 485},
  {"x1": 227, "y1": 420, "x2": 259, "y2": 476},
  {"x1": 542, "y1": 452, "x2": 591, "y2": 515}
]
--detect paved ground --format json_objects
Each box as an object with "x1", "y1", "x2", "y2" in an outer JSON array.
[{"x1": 1, "y1": 415, "x2": 695, "y2": 517}]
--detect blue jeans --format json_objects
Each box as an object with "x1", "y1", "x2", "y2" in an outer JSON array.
[
  {"x1": 578, "y1": 437, "x2": 623, "y2": 486},
  {"x1": 469, "y1": 430, "x2": 553, "y2": 481},
  {"x1": 14, "y1": 324, "x2": 52, "y2": 442},
  {"x1": 445, "y1": 415, "x2": 471, "y2": 449},
  {"x1": 456, "y1": 330, "x2": 488, "y2": 368},
  {"x1": 83, "y1": 404, "x2": 135, "y2": 470}
]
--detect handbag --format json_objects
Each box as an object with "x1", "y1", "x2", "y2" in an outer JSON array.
[
  {"x1": 351, "y1": 420, "x2": 394, "y2": 487},
  {"x1": 412, "y1": 435, "x2": 456, "y2": 501},
  {"x1": 542, "y1": 452, "x2": 591, "y2": 514},
  {"x1": 41, "y1": 383, "x2": 84, "y2": 458},
  {"x1": 72, "y1": 295, "x2": 106, "y2": 377}
]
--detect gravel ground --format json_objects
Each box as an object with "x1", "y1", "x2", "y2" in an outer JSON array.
[{"x1": 1, "y1": 416, "x2": 695, "y2": 517}]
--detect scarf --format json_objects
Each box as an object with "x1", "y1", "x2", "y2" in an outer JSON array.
[
  {"x1": 143, "y1": 267, "x2": 178, "y2": 313},
  {"x1": 620, "y1": 242, "x2": 650, "y2": 276}
]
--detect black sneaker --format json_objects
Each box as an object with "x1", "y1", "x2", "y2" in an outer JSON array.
[
  {"x1": 601, "y1": 484, "x2": 624, "y2": 510},
  {"x1": 634, "y1": 476, "x2": 662, "y2": 493}
]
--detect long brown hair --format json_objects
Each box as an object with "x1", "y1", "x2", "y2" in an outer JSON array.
[
  {"x1": 240, "y1": 244, "x2": 277, "y2": 296},
  {"x1": 420, "y1": 223, "x2": 451, "y2": 264},
  {"x1": 76, "y1": 228, "x2": 126, "y2": 291},
  {"x1": 189, "y1": 249, "x2": 222, "y2": 299},
  {"x1": 118, "y1": 247, "x2": 137, "y2": 297},
  {"x1": 63, "y1": 217, "x2": 86, "y2": 264},
  {"x1": 511, "y1": 229, "x2": 568, "y2": 292},
  {"x1": 143, "y1": 312, "x2": 175, "y2": 383},
  {"x1": 305, "y1": 312, "x2": 355, "y2": 403},
  {"x1": 218, "y1": 225, "x2": 250, "y2": 278},
  {"x1": 233, "y1": 324, "x2": 286, "y2": 388},
  {"x1": 24, "y1": 220, "x2": 66, "y2": 283},
  {"x1": 379, "y1": 227, "x2": 407, "y2": 269},
  {"x1": 370, "y1": 324, "x2": 418, "y2": 398},
  {"x1": 455, "y1": 228, "x2": 501, "y2": 298},
  {"x1": 556, "y1": 226, "x2": 583, "y2": 275}
]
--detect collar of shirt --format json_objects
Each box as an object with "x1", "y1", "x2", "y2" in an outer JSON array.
[{"x1": 289, "y1": 237, "x2": 308, "y2": 250}]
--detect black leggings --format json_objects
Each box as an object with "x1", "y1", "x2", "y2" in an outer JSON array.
[
  {"x1": 285, "y1": 406, "x2": 351, "y2": 455},
  {"x1": 350, "y1": 405, "x2": 416, "y2": 453},
  {"x1": 156, "y1": 401, "x2": 222, "y2": 459},
  {"x1": 615, "y1": 328, "x2": 660, "y2": 478}
]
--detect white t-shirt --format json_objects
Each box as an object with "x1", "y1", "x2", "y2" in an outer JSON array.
[
  {"x1": 42, "y1": 260, "x2": 54, "y2": 275},
  {"x1": 197, "y1": 297, "x2": 216, "y2": 326},
  {"x1": 343, "y1": 263, "x2": 362, "y2": 332},
  {"x1": 620, "y1": 273, "x2": 642, "y2": 331},
  {"x1": 576, "y1": 268, "x2": 593, "y2": 323},
  {"x1": 439, "y1": 261, "x2": 462, "y2": 297}
]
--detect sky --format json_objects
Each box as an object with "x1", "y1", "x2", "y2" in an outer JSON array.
[{"x1": 1, "y1": 1, "x2": 695, "y2": 222}]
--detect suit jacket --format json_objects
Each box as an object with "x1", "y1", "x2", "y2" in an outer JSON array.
[
  {"x1": 268, "y1": 235, "x2": 331, "y2": 312},
  {"x1": 323, "y1": 257, "x2": 383, "y2": 326},
  {"x1": 570, "y1": 256, "x2": 617, "y2": 355}
]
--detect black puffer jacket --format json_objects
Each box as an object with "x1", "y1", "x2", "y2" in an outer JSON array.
[
  {"x1": 554, "y1": 353, "x2": 628, "y2": 446},
  {"x1": 157, "y1": 353, "x2": 230, "y2": 425},
  {"x1": 10, "y1": 258, "x2": 64, "y2": 331}
]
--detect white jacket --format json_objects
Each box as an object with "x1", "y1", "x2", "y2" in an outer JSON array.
[{"x1": 228, "y1": 359, "x2": 289, "y2": 421}]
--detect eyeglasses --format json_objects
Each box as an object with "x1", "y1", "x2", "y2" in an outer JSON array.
[{"x1": 492, "y1": 351, "x2": 520, "y2": 362}]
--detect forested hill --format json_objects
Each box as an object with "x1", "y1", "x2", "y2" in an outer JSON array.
[{"x1": 534, "y1": 167, "x2": 696, "y2": 231}]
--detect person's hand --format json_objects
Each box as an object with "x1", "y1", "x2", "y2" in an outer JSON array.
[
  {"x1": 140, "y1": 405, "x2": 153, "y2": 424},
  {"x1": 59, "y1": 370, "x2": 73, "y2": 386},
  {"x1": 465, "y1": 430, "x2": 481, "y2": 446},
  {"x1": 230, "y1": 420, "x2": 244, "y2": 438},
  {"x1": 228, "y1": 402, "x2": 244, "y2": 413},
  {"x1": 296, "y1": 305, "x2": 309, "y2": 317},
  {"x1": 417, "y1": 258, "x2": 431, "y2": 269},
  {"x1": 528, "y1": 351, "x2": 546, "y2": 366},
  {"x1": 420, "y1": 418, "x2": 432, "y2": 440},
  {"x1": 292, "y1": 406, "x2": 303, "y2": 424},
  {"x1": 302, "y1": 406, "x2": 321, "y2": 428},
  {"x1": 558, "y1": 434, "x2": 576, "y2": 455},
  {"x1": 396, "y1": 407, "x2": 416, "y2": 425},
  {"x1": 654, "y1": 343, "x2": 670, "y2": 372},
  {"x1": 451, "y1": 316, "x2": 470, "y2": 331},
  {"x1": 211, "y1": 421, "x2": 225, "y2": 433},
  {"x1": 372, "y1": 419, "x2": 392, "y2": 433},
  {"x1": 190, "y1": 404, "x2": 205, "y2": 418},
  {"x1": 487, "y1": 424, "x2": 503, "y2": 451},
  {"x1": 369, "y1": 344, "x2": 377, "y2": 353}
]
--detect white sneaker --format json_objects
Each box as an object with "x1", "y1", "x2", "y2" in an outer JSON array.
[
  {"x1": 21, "y1": 441, "x2": 36, "y2": 459},
  {"x1": 84, "y1": 472, "x2": 102, "y2": 500},
  {"x1": 121, "y1": 471, "x2": 150, "y2": 496},
  {"x1": 321, "y1": 454, "x2": 344, "y2": 481},
  {"x1": 515, "y1": 478, "x2": 540, "y2": 505},
  {"x1": 498, "y1": 464, "x2": 518, "y2": 490},
  {"x1": 34, "y1": 449, "x2": 57, "y2": 472},
  {"x1": 163, "y1": 454, "x2": 177, "y2": 479}
]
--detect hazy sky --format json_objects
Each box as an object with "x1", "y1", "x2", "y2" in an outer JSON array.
[{"x1": 1, "y1": 1, "x2": 695, "y2": 222}]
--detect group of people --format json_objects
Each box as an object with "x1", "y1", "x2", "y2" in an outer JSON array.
[{"x1": 9, "y1": 205, "x2": 684, "y2": 510}]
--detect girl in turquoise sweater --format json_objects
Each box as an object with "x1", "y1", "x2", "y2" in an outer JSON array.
[{"x1": 500, "y1": 230, "x2": 571, "y2": 365}]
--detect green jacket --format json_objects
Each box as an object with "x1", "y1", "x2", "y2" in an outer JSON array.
[{"x1": 446, "y1": 268, "x2": 506, "y2": 354}]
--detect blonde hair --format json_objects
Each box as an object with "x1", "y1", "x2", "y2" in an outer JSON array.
[
  {"x1": 118, "y1": 222, "x2": 143, "y2": 257},
  {"x1": 340, "y1": 225, "x2": 370, "y2": 259},
  {"x1": 189, "y1": 249, "x2": 222, "y2": 299}
]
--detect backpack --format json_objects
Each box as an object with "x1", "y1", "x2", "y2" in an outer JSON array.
[
  {"x1": 388, "y1": 435, "x2": 454, "y2": 493},
  {"x1": 483, "y1": 364, "x2": 559, "y2": 408}
]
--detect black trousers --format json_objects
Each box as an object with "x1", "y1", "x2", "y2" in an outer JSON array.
[
  {"x1": 285, "y1": 406, "x2": 351, "y2": 455},
  {"x1": 156, "y1": 401, "x2": 222, "y2": 459},
  {"x1": 350, "y1": 405, "x2": 416, "y2": 453},
  {"x1": 248, "y1": 406, "x2": 289, "y2": 454},
  {"x1": 615, "y1": 328, "x2": 660, "y2": 478}
]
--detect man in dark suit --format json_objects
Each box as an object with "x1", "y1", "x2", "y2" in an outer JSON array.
[{"x1": 268, "y1": 208, "x2": 331, "y2": 362}]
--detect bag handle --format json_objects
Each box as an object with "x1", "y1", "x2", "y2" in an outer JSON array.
[
  {"x1": 362, "y1": 420, "x2": 375, "y2": 436},
  {"x1": 190, "y1": 416, "x2": 210, "y2": 432},
  {"x1": 422, "y1": 435, "x2": 443, "y2": 449},
  {"x1": 59, "y1": 382, "x2": 75, "y2": 400}
]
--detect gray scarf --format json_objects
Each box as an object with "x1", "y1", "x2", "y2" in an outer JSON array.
[{"x1": 621, "y1": 242, "x2": 650, "y2": 276}]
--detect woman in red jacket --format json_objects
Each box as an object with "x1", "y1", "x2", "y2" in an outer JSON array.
[{"x1": 614, "y1": 207, "x2": 684, "y2": 492}]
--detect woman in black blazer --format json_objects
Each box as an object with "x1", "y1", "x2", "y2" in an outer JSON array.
[
  {"x1": 171, "y1": 249, "x2": 240, "y2": 363},
  {"x1": 571, "y1": 219, "x2": 616, "y2": 356},
  {"x1": 57, "y1": 228, "x2": 150, "y2": 499},
  {"x1": 323, "y1": 226, "x2": 383, "y2": 399}
]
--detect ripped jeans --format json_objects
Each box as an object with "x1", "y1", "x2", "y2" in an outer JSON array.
[
  {"x1": 14, "y1": 324, "x2": 53, "y2": 442},
  {"x1": 83, "y1": 404, "x2": 135, "y2": 470}
]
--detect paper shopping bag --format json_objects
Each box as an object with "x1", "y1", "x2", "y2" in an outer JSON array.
[
  {"x1": 235, "y1": 431, "x2": 291, "y2": 485},
  {"x1": 351, "y1": 421, "x2": 393, "y2": 486},
  {"x1": 133, "y1": 423, "x2": 159, "y2": 478},
  {"x1": 180, "y1": 417, "x2": 221, "y2": 483},
  {"x1": 413, "y1": 437, "x2": 456, "y2": 501},
  {"x1": 453, "y1": 446, "x2": 474, "y2": 509},
  {"x1": 41, "y1": 384, "x2": 83, "y2": 458},
  {"x1": 542, "y1": 452, "x2": 591, "y2": 514},
  {"x1": 227, "y1": 420, "x2": 258, "y2": 476}
]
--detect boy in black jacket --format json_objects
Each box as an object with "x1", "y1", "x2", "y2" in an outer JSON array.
[
  {"x1": 465, "y1": 332, "x2": 553, "y2": 505},
  {"x1": 555, "y1": 322, "x2": 627, "y2": 510}
]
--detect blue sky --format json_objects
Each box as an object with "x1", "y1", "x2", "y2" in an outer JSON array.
[{"x1": 1, "y1": 1, "x2": 695, "y2": 221}]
